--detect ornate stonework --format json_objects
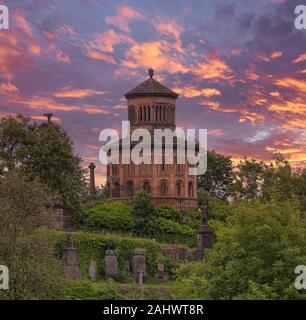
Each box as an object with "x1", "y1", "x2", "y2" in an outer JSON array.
[{"x1": 106, "y1": 70, "x2": 198, "y2": 211}]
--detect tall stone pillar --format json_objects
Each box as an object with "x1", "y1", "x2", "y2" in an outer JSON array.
[
  {"x1": 195, "y1": 205, "x2": 213, "y2": 260},
  {"x1": 88, "y1": 162, "x2": 96, "y2": 196}
]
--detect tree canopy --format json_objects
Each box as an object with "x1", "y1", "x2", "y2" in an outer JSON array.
[{"x1": 0, "y1": 114, "x2": 87, "y2": 223}]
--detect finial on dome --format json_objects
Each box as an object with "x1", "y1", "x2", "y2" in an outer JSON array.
[{"x1": 148, "y1": 68, "x2": 154, "y2": 78}]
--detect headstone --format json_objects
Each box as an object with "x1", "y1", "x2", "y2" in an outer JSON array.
[
  {"x1": 123, "y1": 260, "x2": 130, "y2": 274},
  {"x1": 88, "y1": 260, "x2": 97, "y2": 282},
  {"x1": 132, "y1": 251, "x2": 146, "y2": 274},
  {"x1": 132, "y1": 250, "x2": 146, "y2": 284},
  {"x1": 155, "y1": 263, "x2": 169, "y2": 282},
  {"x1": 137, "y1": 270, "x2": 144, "y2": 287},
  {"x1": 64, "y1": 235, "x2": 81, "y2": 280},
  {"x1": 105, "y1": 250, "x2": 118, "y2": 279}
]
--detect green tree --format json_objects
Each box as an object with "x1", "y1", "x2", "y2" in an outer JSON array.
[
  {"x1": 198, "y1": 150, "x2": 233, "y2": 199},
  {"x1": 175, "y1": 200, "x2": 306, "y2": 300},
  {"x1": 0, "y1": 114, "x2": 87, "y2": 224},
  {"x1": 132, "y1": 191, "x2": 157, "y2": 237},
  {"x1": 0, "y1": 169, "x2": 67, "y2": 299}
]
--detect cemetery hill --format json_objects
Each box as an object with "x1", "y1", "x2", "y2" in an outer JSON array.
[{"x1": 0, "y1": 70, "x2": 306, "y2": 300}]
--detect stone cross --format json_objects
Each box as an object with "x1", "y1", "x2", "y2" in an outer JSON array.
[{"x1": 43, "y1": 113, "x2": 53, "y2": 124}]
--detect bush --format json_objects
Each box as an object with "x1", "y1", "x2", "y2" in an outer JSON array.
[
  {"x1": 132, "y1": 192, "x2": 157, "y2": 237},
  {"x1": 155, "y1": 217, "x2": 196, "y2": 246},
  {"x1": 175, "y1": 200, "x2": 306, "y2": 300},
  {"x1": 85, "y1": 202, "x2": 134, "y2": 232},
  {"x1": 68, "y1": 280, "x2": 126, "y2": 300}
]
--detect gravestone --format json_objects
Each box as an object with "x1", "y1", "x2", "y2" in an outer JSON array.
[
  {"x1": 155, "y1": 263, "x2": 169, "y2": 282},
  {"x1": 88, "y1": 260, "x2": 97, "y2": 282},
  {"x1": 132, "y1": 250, "x2": 146, "y2": 284},
  {"x1": 132, "y1": 251, "x2": 146, "y2": 274},
  {"x1": 105, "y1": 250, "x2": 118, "y2": 279},
  {"x1": 123, "y1": 260, "x2": 130, "y2": 274},
  {"x1": 64, "y1": 235, "x2": 81, "y2": 280},
  {"x1": 137, "y1": 270, "x2": 144, "y2": 287}
]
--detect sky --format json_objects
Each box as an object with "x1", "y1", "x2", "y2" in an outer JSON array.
[{"x1": 0, "y1": 0, "x2": 306, "y2": 185}]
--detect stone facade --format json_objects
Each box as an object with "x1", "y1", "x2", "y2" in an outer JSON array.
[{"x1": 106, "y1": 69, "x2": 198, "y2": 211}]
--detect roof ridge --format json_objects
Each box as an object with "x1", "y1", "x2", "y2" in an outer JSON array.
[{"x1": 124, "y1": 75, "x2": 179, "y2": 99}]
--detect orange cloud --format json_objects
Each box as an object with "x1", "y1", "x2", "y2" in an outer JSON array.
[
  {"x1": 270, "y1": 91, "x2": 280, "y2": 97},
  {"x1": 55, "y1": 49, "x2": 70, "y2": 63},
  {"x1": 174, "y1": 86, "x2": 221, "y2": 98},
  {"x1": 154, "y1": 19, "x2": 184, "y2": 53},
  {"x1": 86, "y1": 50, "x2": 117, "y2": 64},
  {"x1": 122, "y1": 40, "x2": 188, "y2": 74},
  {"x1": 88, "y1": 30, "x2": 133, "y2": 53},
  {"x1": 239, "y1": 111, "x2": 265, "y2": 125},
  {"x1": 53, "y1": 88, "x2": 108, "y2": 98},
  {"x1": 292, "y1": 53, "x2": 306, "y2": 64},
  {"x1": 192, "y1": 58, "x2": 234, "y2": 81},
  {"x1": 112, "y1": 105, "x2": 126, "y2": 110},
  {"x1": 13, "y1": 11, "x2": 32, "y2": 36},
  {"x1": 209, "y1": 129, "x2": 225, "y2": 136},
  {"x1": 105, "y1": 4, "x2": 144, "y2": 32},
  {"x1": 269, "y1": 101, "x2": 306, "y2": 115},
  {"x1": 275, "y1": 77, "x2": 306, "y2": 92},
  {"x1": 0, "y1": 82, "x2": 19, "y2": 94},
  {"x1": 8, "y1": 96, "x2": 81, "y2": 111},
  {"x1": 29, "y1": 43, "x2": 41, "y2": 55},
  {"x1": 258, "y1": 51, "x2": 282, "y2": 62},
  {"x1": 82, "y1": 106, "x2": 119, "y2": 116}
]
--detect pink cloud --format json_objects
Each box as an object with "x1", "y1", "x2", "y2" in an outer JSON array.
[{"x1": 105, "y1": 4, "x2": 144, "y2": 32}]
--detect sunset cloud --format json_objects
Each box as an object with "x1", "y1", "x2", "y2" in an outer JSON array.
[
  {"x1": 53, "y1": 88, "x2": 109, "y2": 99},
  {"x1": 174, "y1": 86, "x2": 221, "y2": 98},
  {"x1": 105, "y1": 4, "x2": 144, "y2": 32}
]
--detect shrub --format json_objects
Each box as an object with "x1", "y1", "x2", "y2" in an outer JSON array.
[
  {"x1": 154, "y1": 217, "x2": 196, "y2": 246},
  {"x1": 68, "y1": 280, "x2": 126, "y2": 300},
  {"x1": 85, "y1": 202, "x2": 134, "y2": 232},
  {"x1": 132, "y1": 192, "x2": 157, "y2": 237}
]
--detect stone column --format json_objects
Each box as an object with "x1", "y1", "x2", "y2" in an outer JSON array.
[
  {"x1": 88, "y1": 162, "x2": 96, "y2": 196},
  {"x1": 64, "y1": 236, "x2": 81, "y2": 280},
  {"x1": 195, "y1": 206, "x2": 213, "y2": 260}
]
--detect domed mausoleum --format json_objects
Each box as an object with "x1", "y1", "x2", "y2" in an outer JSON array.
[{"x1": 106, "y1": 69, "x2": 198, "y2": 211}]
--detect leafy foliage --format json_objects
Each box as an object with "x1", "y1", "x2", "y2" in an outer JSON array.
[
  {"x1": 68, "y1": 280, "x2": 125, "y2": 300},
  {"x1": 85, "y1": 202, "x2": 134, "y2": 232},
  {"x1": 0, "y1": 114, "x2": 87, "y2": 224},
  {"x1": 198, "y1": 150, "x2": 233, "y2": 199},
  {"x1": 132, "y1": 191, "x2": 157, "y2": 237},
  {"x1": 0, "y1": 169, "x2": 67, "y2": 300},
  {"x1": 175, "y1": 200, "x2": 306, "y2": 300}
]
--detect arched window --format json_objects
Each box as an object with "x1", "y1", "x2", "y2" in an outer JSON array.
[
  {"x1": 160, "y1": 180, "x2": 168, "y2": 196},
  {"x1": 176, "y1": 180, "x2": 183, "y2": 196},
  {"x1": 143, "y1": 181, "x2": 151, "y2": 193},
  {"x1": 114, "y1": 182, "x2": 120, "y2": 198},
  {"x1": 188, "y1": 181, "x2": 193, "y2": 198},
  {"x1": 126, "y1": 180, "x2": 134, "y2": 197}
]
